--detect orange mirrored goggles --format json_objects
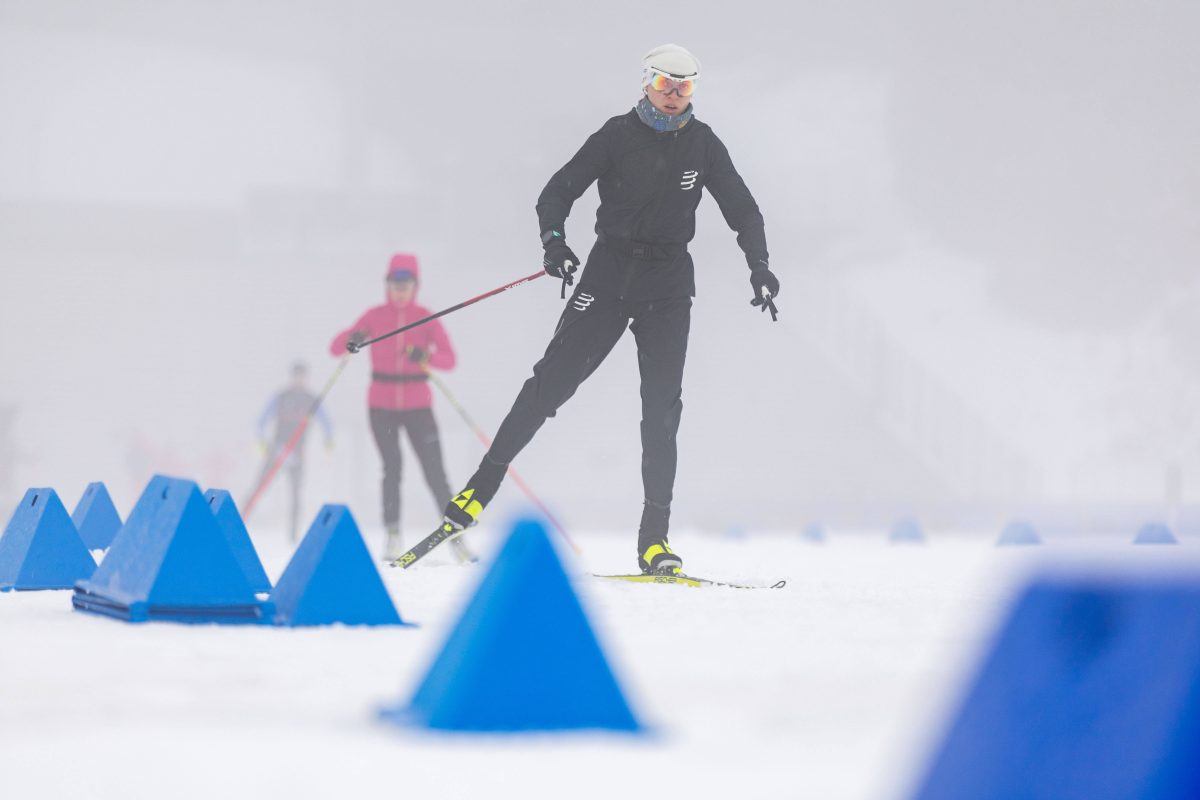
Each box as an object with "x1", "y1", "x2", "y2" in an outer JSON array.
[{"x1": 646, "y1": 68, "x2": 697, "y2": 97}]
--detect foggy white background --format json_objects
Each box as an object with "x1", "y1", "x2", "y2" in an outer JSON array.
[{"x1": 1, "y1": 1, "x2": 1197, "y2": 539}]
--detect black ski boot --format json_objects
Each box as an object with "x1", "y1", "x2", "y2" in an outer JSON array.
[
  {"x1": 637, "y1": 500, "x2": 682, "y2": 575},
  {"x1": 442, "y1": 455, "x2": 507, "y2": 531}
]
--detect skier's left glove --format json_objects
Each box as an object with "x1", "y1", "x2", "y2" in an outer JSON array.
[
  {"x1": 749, "y1": 262, "x2": 780, "y2": 322},
  {"x1": 541, "y1": 230, "x2": 579, "y2": 298},
  {"x1": 407, "y1": 346, "x2": 429, "y2": 364}
]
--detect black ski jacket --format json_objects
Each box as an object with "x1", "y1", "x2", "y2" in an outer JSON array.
[{"x1": 536, "y1": 108, "x2": 768, "y2": 300}]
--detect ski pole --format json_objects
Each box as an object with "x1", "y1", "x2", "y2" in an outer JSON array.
[
  {"x1": 419, "y1": 360, "x2": 581, "y2": 555},
  {"x1": 243, "y1": 354, "x2": 350, "y2": 519},
  {"x1": 347, "y1": 270, "x2": 546, "y2": 353}
]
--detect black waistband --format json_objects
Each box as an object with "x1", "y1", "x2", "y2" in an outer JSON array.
[
  {"x1": 597, "y1": 232, "x2": 687, "y2": 260},
  {"x1": 372, "y1": 372, "x2": 428, "y2": 383}
]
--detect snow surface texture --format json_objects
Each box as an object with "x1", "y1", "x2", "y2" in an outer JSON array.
[{"x1": 0, "y1": 526, "x2": 1193, "y2": 799}]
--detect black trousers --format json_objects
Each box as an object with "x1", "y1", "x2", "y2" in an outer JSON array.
[
  {"x1": 487, "y1": 283, "x2": 691, "y2": 507},
  {"x1": 369, "y1": 407, "x2": 453, "y2": 528}
]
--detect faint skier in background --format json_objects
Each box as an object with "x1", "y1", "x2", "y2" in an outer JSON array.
[
  {"x1": 251, "y1": 362, "x2": 333, "y2": 542},
  {"x1": 330, "y1": 253, "x2": 469, "y2": 562}
]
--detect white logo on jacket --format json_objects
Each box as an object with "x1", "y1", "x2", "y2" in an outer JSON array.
[
  {"x1": 680, "y1": 170, "x2": 699, "y2": 190},
  {"x1": 572, "y1": 292, "x2": 595, "y2": 312}
]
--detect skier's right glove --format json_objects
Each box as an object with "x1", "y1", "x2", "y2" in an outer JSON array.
[
  {"x1": 541, "y1": 230, "x2": 579, "y2": 298},
  {"x1": 346, "y1": 330, "x2": 368, "y2": 354}
]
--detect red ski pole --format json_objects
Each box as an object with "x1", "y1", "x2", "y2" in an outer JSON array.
[{"x1": 348, "y1": 270, "x2": 545, "y2": 352}]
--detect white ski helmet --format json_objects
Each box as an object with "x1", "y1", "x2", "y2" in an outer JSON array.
[{"x1": 642, "y1": 43, "x2": 701, "y2": 85}]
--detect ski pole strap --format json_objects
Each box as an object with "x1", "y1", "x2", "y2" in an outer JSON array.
[
  {"x1": 348, "y1": 270, "x2": 545, "y2": 352},
  {"x1": 751, "y1": 293, "x2": 779, "y2": 322},
  {"x1": 371, "y1": 372, "x2": 428, "y2": 383}
]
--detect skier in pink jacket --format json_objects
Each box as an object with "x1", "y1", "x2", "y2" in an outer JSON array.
[{"x1": 330, "y1": 254, "x2": 459, "y2": 560}]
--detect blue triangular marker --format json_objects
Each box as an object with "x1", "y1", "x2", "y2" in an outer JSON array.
[
  {"x1": 997, "y1": 520, "x2": 1042, "y2": 546},
  {"x1": 271, "y1": 504, "x2": 403, "y2": 627},
  {"x1": 71, "y1": 481, "x2": 123, "y2": 550},
  {"x1": 73, "y1": 475, "x2": 268, "y2": 623},
  {"x1": 204, "y1": 489, "x2": 271, "y2": 593},
  {"x1": 890, "y1": 516, "x2": 926, "y2": 544},
  {"x1": 913, "y1": 575, "x2": 1200, "y2": 799},
  {"x1": 381, "y1": 517, "x2": 640, "y2": 732},
  {"x1": 1134, "y1": 522, "x2": 1178, "y2": 545},
  {"x1": 801, "y1": 523, "x2": 827, "y2": 544},
  {"x1": 0, "y1": 488, "x2": 96, "y2": 591}
]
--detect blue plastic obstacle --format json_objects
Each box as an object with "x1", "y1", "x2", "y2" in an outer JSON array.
[
  {"x1": 1134, "y1": 522, "x2": 1178, "y2": 545},
  {"x1": 0, "y1": 488, "x2": 96, "y2": 591},
  {"x1": 889, "y1": 517, "x2": 926, "y2": 544},
  {"x1": 801, "y1": 523, "x2": 827, "y2": 544},
  {"x1": 270, "y1": 504, "x2": 404, "y2": 627},
  {"x1": 380, "y1": 517, "x2": 641, "y2": 732},
  {"x1": 912, "y1": 575, "x2": 1200, "y2": 800},
  {"x1": 73, "y1": 475, "x2": 272, "y2": 624},
  {"x1": 70, "y1": 481, "x2": 123, "y2": 550},
  {"x1": 996, "y1": 519, "x2": 1042, "y2": 546},
  {"x1": 203, "y1": 489, "x2": 271, "y2": 593}
]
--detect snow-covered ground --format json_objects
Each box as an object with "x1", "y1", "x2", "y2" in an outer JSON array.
[{"x1": 0, "y1": 526, "x2": 1194, "y2": 799}]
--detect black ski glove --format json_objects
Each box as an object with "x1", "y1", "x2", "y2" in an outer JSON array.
[
  {"x1": 346, "y1": 330, "x2": 368, "y2": 353},
  {"x1": 407, "y1": 345, "x2": 429, "y2": 364},
  {"x1": 541, "y1": 230, "x2": 579, "y2": 298},
  {"x1": 749, "y1": 264, "x2": 780, "y2": 321}
]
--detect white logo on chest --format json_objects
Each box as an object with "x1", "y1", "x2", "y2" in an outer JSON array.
[{"x1": 680, "y1": 170, "x2": 699, "y2": 190}]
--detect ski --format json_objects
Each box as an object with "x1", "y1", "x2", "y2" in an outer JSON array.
[
  {"x1": 389, "y1": 521, "x2": 467, "y2": 569},
  {"x1": 592, "y1": 573, "x2": 786, "y2": 590}
]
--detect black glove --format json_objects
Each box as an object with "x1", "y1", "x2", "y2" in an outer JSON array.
[
  {"x1": 541, "y1": 230, "x2": 579, "y2": 298},
  {"x1": 346, "y1": 330, "x2": 368, "y2": 353},
  {"x1": 749, "y1": 264, "x2": 780, "y2": 321},
  {"x1": 407, "y1": 345, "x2": 429, "y2": 364}
]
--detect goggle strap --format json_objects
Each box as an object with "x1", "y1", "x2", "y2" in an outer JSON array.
[{"x1": 646, "y1": 66, "x2": 699, "y2": 82}]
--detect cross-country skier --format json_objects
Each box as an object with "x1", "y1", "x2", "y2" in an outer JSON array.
[
  {"x1": 437, "y1": 43, "x2": 779, "y2": 575},
  {"x1": 330, "y1": 254, "x2": 461, "y2": 561},
  {"x1": 252, "y1": 362, "x2": 333, "y2": 542}
]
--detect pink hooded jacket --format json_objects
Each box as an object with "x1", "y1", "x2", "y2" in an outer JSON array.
[{"x1": 329, "y1": 255, "x2": 456, "y2": 411}]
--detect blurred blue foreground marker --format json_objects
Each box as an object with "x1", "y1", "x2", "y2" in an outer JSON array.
[
  {"x1": 912, "y1": 574, "x2": 1200, "y2": 799},
  {"x1": 380, "y1": 517, "x2": 640, "y2": 732}
]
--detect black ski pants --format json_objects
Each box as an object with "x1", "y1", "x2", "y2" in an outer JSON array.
[
  {"x1": 369, "y1": 407, "x2": 453, "y2": 528},
  {"x1": 487, "y1": 284, "x2": 691, "y2": 508}
]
